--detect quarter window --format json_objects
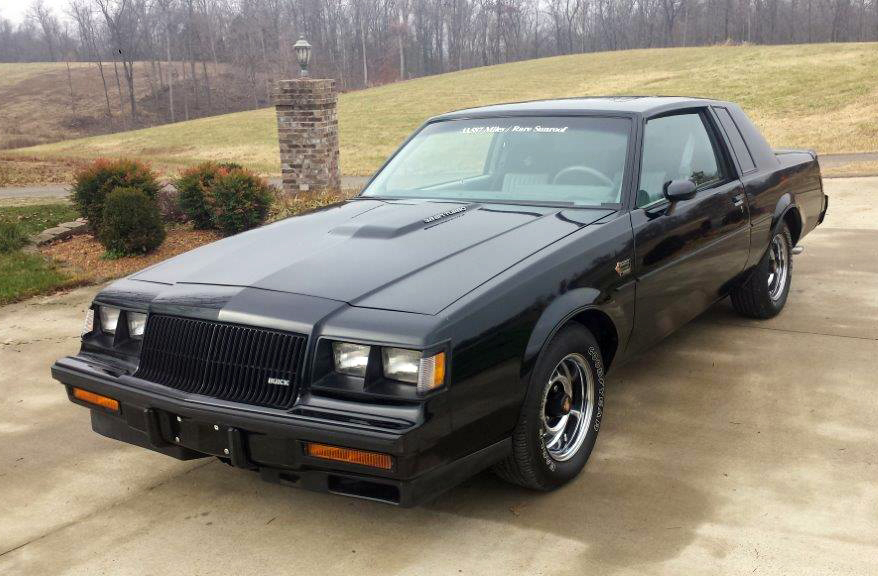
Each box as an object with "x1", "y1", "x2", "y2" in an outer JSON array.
[
  {"x1": 714, "y1": 107, "x2": 756, "y2": 173},
  {"x1": 637, "y1": 112, "x2": 725, "y2": 207}
]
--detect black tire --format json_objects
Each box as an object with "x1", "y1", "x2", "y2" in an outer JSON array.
[
  {"x1": 730, "y1": 224, "x2": 793, "y2": 319},
  {"x1": 493, "y1": 324, "x2": 605, "y2": 490}
]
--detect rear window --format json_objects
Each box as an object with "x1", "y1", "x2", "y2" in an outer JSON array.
[
  {"x1": 714, "y1": 107, "x2": 756, "y2": 173},
  {"x1": 362, "y1": 116, "x2": 632, "y2": 206}
]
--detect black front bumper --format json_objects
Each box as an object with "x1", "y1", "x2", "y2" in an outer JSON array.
[{"x1": 53, "y1": 356, "x2": 509, "y2": 507}]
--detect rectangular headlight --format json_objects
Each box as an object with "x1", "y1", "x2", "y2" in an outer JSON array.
[
  {"x1": 383, "y1": 348, "x2": 446, "y2": 394},
  {"x1": 382, "y1": 348, "x2": 421, "y2": 383},
  {"x1": 332, "y1": 342, "x2": 370, "y2": 377},
  {"x1": 99, "y1": 306, "x2": 120, "y2": 334},
  {"x1": 127, "y1": 312, "x2": 147, "y2": 339}
]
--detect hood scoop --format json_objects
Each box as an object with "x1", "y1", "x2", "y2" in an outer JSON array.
[
  {"x1": 329, "y1": 201, "x2": 476, "y2": 239},
  {"x1": 132, "y1": 198, "x2": 612, "y2": 315}
]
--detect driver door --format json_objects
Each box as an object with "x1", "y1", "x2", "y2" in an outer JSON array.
[{"x1": 627, "y1": 110, "x2": 750, "y2": 352}]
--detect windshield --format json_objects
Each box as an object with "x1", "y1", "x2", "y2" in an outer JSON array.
[{"x1": 361, "y1": 116, "x2": 631, "y2": 206}]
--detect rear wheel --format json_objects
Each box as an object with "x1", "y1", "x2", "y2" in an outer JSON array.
[
  {"x1": 493, "y1": 325, "x2": 605, "y2": 490},
  {"x1": 730, "y1": 224, "x2": 793, "y2": 319}
]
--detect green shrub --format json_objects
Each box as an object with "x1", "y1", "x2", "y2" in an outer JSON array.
[
  {"x1": 174, "y1": 162, "x2": 242, "y2": 228},
  {"x1": 98, "y1": 187, "x2": 166, "y2": 255},
  {"x1": 0, "y1": 221, "x2": 27, "y2": 253},
  {"x1": 208, "y1": 168, "x2": 273, "y2": 236},
  {"x1": 72, "y1": 159, "x2": 160, "y2": 234}
]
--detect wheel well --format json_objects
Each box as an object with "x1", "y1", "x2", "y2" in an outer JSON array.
[
  {"x1": 783, "y1": 208, "x2": 802, "y2": 246},
  {"x1": 568, "y1": 309, "x2": 619, "y2": 371}
]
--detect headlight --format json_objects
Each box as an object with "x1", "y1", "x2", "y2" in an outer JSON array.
[
  {"x1": 99, "y1": 307, "x2": 120, "y2": 334},
  {"x1": 127, "y1": 312, "x2": 147, "y2": 339},
  {"x1": 383, "y1": 348, "x2": 446, "y2": 394},
  {"x1": 332, "y1": 342, "x2": 370, "y2": 377},
  {"x1": 382, "y1": 348, "x2": 421, "y2": 383}
]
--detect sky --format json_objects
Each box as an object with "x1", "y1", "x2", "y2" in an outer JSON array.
[{"x1": 0, "y1": 0, "x2": 71, "y2": 25}]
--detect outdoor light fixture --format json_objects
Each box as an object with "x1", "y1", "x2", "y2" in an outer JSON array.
[{"x1": 294, "y1": 34, "x2": 312, "y2": 77}]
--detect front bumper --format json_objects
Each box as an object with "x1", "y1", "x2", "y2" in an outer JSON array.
[{"x1": 53, "y1": 356, "x2": 509, "y2": 507}]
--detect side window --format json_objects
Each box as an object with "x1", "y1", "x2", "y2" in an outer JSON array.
[
  {"x1": 637, "y1": 112, "x2": 725, "y2": 207},
  {"x1": 713, "y1": 107, "x2": 756, "y2": 173}
]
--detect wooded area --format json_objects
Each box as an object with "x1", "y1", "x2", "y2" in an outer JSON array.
[{"x1": 1, "y1": 0, "x2": 877, "y2": 129}]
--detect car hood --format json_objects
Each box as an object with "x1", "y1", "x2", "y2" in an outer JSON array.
[{"x1": 133, "y1": 199, "x2": 613, "y2": 315}]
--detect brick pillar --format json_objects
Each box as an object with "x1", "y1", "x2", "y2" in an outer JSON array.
[{"x1": 271, "y1": 78, "x2": 340, "y2": 196}]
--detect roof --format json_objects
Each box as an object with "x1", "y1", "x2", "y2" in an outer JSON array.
[{"x1": 433, "y1": 96, "x2": 728, "y2": 120}]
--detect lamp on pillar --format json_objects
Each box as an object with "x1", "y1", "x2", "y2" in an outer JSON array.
[
  {"x1": 272, "y1": 34, "x2": 340, "y2": 196},
  {"x1": 293, "y1": 35, "x2": 312, "y2": 77}
]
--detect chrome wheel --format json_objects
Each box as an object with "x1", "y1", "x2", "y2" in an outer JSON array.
[
  {"x1": 767, "y1": 233, "x2": 789, "y2": 301},
  {"x1": 541, "y1": 353, "x2": 594, "y2": 462}
]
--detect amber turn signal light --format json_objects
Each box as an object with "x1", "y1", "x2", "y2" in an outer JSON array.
[
  {"x1": 72, "y1": 387, "x2": 120, "y2": 412},
  {"x1": 305, "y1": 442, "x2": 393, "y2": 470}
]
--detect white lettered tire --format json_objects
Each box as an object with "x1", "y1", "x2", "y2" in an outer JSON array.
[{"x1": 493, "y1": 324, "x2": 605, "y2": 490}]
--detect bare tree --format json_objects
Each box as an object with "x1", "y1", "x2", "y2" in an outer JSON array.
[
  {"x1": 96, "y1": 0, "x2": 147, "y2": 121},
  {"x1": 69, "y1": 0, "x2": 112, "y2": 118},
  {"x1": 0, "y1": 0, "x2": 876, "y2": 138},
  {"x1": 28, "y1": 0, "x2": 61, "y2": 60}
]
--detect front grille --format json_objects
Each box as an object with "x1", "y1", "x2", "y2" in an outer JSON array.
[{"x1": 136, "y1": 315, "x2": 307, "y2": 410}]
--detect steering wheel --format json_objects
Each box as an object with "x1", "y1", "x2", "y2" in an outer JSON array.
[{"x1": 552, "y1": 166, "x2": 614, "y2": 188}]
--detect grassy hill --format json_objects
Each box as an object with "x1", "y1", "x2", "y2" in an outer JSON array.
[
  {"x1": 0, "y1": 61, "x2": 268, "y2": 151},
  {"x1": 6, "y1": 43, "x2": 878, "y2": 179}
]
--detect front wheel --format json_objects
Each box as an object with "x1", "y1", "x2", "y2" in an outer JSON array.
[
  {"x1": 730, "y1": 224, "x2": 793, "y2": 319},
  {"x1": 493, "y1": 325, "x2": 605, "y2": 490}
]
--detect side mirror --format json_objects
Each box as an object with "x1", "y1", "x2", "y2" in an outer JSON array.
[{"x1": 663, "y1": 179, "x2": 697, "y2": 202}]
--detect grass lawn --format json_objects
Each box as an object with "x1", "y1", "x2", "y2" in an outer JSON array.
[
  {"x1": 5, "y1": 42, "x2": 878, "y2": 179},
  {"x1": 0, "y1": 251, "x2": 71, "y2": 304},
  {"x1": 0, "y1": 203, "x2": 81, "y2": 305},
  {"x1": 0, "y1": 203, "x2": 79, "y2": 236}
]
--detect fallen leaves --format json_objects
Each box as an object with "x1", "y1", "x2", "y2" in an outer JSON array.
[{"x1": 41, "y1": 226, "x2": 221, "y2": 284}]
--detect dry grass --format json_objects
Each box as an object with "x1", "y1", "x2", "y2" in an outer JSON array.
[
  {"x1": 822, "y1": 160, "x2": 878, "y2": 178},
  {"x1": 0, "y1": 61, "x2": 268, "y2": 152},
  {"x1": 0, "y1": 155, "x2": 84, "y2": 186},
  {"x1": 0, "y1": 62, "x2": 155, "y2": 150},
  {"x1": 6, "y1": 42, "x2": 878, "y2": 181}
]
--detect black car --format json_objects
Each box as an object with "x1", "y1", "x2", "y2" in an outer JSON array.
[{"x1": 53, "y1": 97, "x2": 828, "y2": 506}]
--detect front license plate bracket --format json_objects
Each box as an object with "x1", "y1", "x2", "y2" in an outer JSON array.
[{"x1": 167, "y1": 415, "x2": 256, "y2": 469}]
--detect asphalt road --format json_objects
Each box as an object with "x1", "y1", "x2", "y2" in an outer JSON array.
[{"x1": 1, "y1": 178, "x2": 877, "y2": 575}]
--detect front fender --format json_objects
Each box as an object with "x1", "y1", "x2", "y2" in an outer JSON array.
[
  {"x1": 524, "y1": 288, "x2": 601, "y2": 364},
  {"x1": 522, "y1": 283, "x2": 634, "y2": 378}
]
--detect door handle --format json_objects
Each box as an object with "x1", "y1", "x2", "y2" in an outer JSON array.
[{"x1": 732, "y1": 194, "x2": 745, "y2": 207}]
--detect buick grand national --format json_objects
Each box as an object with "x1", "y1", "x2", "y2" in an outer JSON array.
[{"x1": 53, "y1": 97, "x2": 828, "y2": 506}]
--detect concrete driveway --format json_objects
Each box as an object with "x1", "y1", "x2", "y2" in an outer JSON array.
[{"x1": 1, "y1": 178, "x2": 877, "y2": 575}]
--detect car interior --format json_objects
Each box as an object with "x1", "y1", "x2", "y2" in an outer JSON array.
[
  {"x1": 636, "y1": 112, "x2": 725, "y2": 207},
  {"x1": 380, "y1": 124, "x2": 630, "y2": 206}
]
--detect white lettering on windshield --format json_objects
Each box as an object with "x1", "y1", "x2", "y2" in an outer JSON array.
[{"x1": 461, "y1": 125, "x2": 569, "y2": 134}]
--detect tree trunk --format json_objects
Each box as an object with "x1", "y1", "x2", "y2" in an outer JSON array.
[
  {"x1": 65, "y1": 61, "x2": 77, "y2": 116},
  {"x1": 112, "y1": 58, "x2": 126, "y2": 128},
  {"x1": 360, "y1": 9, "x2": 369, "y2": 87},
  {"x1": 181, "y1": 57, "x2": 190, "y2": 121},
  {"x1": 187, "y1": 0, "x2": 199, "y2": 110},
  {"x1": 201, "y1": 59, "x2": 212, "y2": 113},
  {"x1": 166, "y1": 30, "x2": 175, "y2": 123},
  {"x1": 398, "y1": 6, "x2": 405, "y2": 80},
  {"x1": 96, "y1": 59, "x2": 112, "y2": 119},
  {"x1": 122, "y1": 60, "x2": 137, "y2": 122}
]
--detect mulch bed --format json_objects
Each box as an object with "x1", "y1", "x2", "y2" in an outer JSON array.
[{"x1": 41, "y1": 226, "x2": 221, "y2": 284}]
